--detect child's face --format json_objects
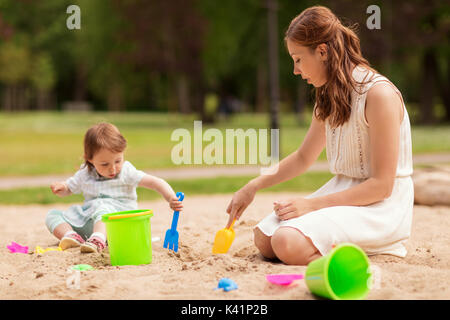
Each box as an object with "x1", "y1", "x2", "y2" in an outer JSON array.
[
  {"x1": 89, "y1": 148, "x2": 124, "y2": 179},
  {"x1": 286, "y1": 39, "x2": 328, "y2": 88}
]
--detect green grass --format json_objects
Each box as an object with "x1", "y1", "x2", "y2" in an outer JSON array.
[
  {"x1": 410, "y1": 126, "x2": 450, "y2": 154},
  {"x1": 0, "y1": 111, "x2": 312, "y2": 176},
  {"x1": 0, "y1": 111, "x2": 449, "y2": 176},
  {"x1": 0, "y1": 171, "x2": 334, "y2": 205}
]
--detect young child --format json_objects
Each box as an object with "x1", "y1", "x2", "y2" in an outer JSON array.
[
  {"x1": 46, "y1": 122, "x2": 183, "y2": 253},
  {"x1": 225, "y1": 6, "x2": 413, "y2": 265}
]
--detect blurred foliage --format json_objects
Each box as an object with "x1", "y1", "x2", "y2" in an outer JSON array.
[
  {"x1": 30, "y1": 53, "x2": 56, "y2": 90},
  {"x1": 0, "y1": 41, "x2": 30, "y2": 84},
  {"x1": 0, "y1": 0, "x2": 448, "y2": 123}
]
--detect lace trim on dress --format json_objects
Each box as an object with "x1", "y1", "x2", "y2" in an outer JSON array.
[{"x1": 355, "y1": 95, "x2": 365, "y2": 176}]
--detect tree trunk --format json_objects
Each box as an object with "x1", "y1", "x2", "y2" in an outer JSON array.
[
  {"x1": 20, "y1": 84, "x2": 31, "y2": 110},
  {"x1": 192, "y1": 75, "x2": 210, "y2": 123},
  {"x1": 74, "y1": 64, "x2": 87, "y2": 101},
  {"x1": 177, "y1": 75, "x2": 191, "y2": 114},
  {"x1": 107, "y1": 82, "x2": 123, "y2": 112},
  {"x1": 434, "y1": 51, "x2": 450, "y2": 122},
  {"x1": 11, "y1": 85, "x2": 17, "y2": 111},
  {"x1": 443, "y1": 58, "x2": 450, "y2": 122},
  {"x1": 267, "y1": 0, "x2": 280, "y2": 156},
  {"x1": 256, "y1": 63, "x2": 267, "y2": 113},
  {"x1": 166, "y1": 76, "x2": 178, "y2": 113},
  {"x1": 16, "y1": 85, "x2": 23, "y2": 110},
  {"x1": 419, "y1": 49, "x2": 436, "y2": 124},
  {"x1": 36, "y1": 89, "x2": 49, "y2": 110},
  {"x1": 2, "y1": 85, "x2": 12, "y2": 111}
]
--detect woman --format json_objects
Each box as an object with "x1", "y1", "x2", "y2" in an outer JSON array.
[{"x1": 225, "y1": 6, "x2": 413, "y2": 265}]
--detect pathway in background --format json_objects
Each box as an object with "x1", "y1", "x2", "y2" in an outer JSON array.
[{"x1": 0, "y1": 153, "x2": 450, "y2": 190}]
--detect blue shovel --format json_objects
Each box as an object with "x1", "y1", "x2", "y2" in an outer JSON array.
[{"x1": 163, "y1": 192, "x2": 184, "y2": 252}]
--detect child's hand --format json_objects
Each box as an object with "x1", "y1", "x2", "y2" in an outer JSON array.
[
  {"x1": 169, "y1": 197, "x2": 183, "y2": 212},
  {"x1": 50, "y1": 182, "x2": 68, "y2": 197}
]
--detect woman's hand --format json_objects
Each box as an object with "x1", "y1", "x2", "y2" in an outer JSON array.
[
  {"x1": 169, "y1": 197, "x2": 183, "y2": 212},
  {"x1": 225, "y1": 182, "x2": 257, "y2": 228},
  {"x1": 273, "y1": 197, "x2": 317, "y2": 220}
]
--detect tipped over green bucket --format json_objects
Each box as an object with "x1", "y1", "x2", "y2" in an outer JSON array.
[
  {"x1": 305, "y1": 243, "x2": 372, "y2": 300},
  {"x1": 102, "y1": 209, "x2": 153, "y2": 266}
]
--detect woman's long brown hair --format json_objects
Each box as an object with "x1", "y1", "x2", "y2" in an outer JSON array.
[{"x1": 285, "y1": 6, "x2": 378, "y2": 127}]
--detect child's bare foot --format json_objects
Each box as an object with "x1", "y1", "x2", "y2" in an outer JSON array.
[
  {"x1": 80, "y1": 235, "x2": 106, "y2": 253},
  {"x1": 59, "y1": 232, "x2": 85, "y2": 250}
]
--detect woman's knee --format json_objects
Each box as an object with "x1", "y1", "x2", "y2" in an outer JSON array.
[
  {"x1": 271, "y1": 227, "x2": 318, "y2": 265},
  {"x1": 253, "y1": 228, "x2": 276, "y2": 259}
]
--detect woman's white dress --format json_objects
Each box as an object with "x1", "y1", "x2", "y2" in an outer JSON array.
[{"x1": 256, "y1": 65, "x2": 414, "y2": 257}]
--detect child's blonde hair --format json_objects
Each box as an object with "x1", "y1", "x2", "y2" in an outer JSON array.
[{"x1": 83, "y1": 122, "x2": 127, "y2": 171}]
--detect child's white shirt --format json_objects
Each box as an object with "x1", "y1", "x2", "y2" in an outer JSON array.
[{"x1": 62, "y1": 161, "x2": 146, "y2": 227}]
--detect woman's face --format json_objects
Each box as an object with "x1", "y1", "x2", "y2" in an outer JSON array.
[
  {"x1": 89, "y1": 148, "x2": 124, "y2": 179},
  {"x1": 286, "y1": 39, "x2": 328, "y2": 87}
]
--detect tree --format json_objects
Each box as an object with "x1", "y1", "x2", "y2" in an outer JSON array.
[
  {"x1": 266, "y1": 0, "x2": 280, "y2": 129},
  {"x1": 199, "y1": 0, "x2": 267, "y2": 116},
  {"x1": 266, "y1": 0, "x2": 281, "y2": 160},
  {"x1": 30, "y1": 53, "x2": 56, "y2": 110},
  {"x1": 74, "y1": 0, "x2": 133, "y2": 111},
  {"x1": 113, "y1": 0, "x2": 206, "y2": 114},
  {"x1": 0, "y1": 41, "x2": 30, "y2": 110},
  {"x1": 316, "y1": 0, "x2": 449, "y2": 124},
  {"x1": 390, "y1": 0, "x2": 449, "y2": 123},
  {"x1": 0, "y1": 0, "x2": 74, "y2": 111}
]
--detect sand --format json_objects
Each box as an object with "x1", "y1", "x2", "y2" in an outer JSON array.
[{"x1": 0, "y1": 192, "x2": 449, "y2": 300}]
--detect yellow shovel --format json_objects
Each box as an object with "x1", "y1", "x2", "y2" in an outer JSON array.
[{"x1": 212, "y1": 219, "x2": 236, "y2": 254}]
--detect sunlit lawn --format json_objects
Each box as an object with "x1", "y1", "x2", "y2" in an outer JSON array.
[{"x1": 0, "y1": 111, "x2": 449, "y2": 176}]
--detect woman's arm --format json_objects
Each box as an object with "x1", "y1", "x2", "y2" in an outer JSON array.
[
  {"x1": 275, "y1": 83, "x2": 404, "y2": 220},
  {"x1": 225, "y1": 113, "x2": 326, "y2": 226},
  {"x1": 308, "y1": 83, "x2": 403, "y2": 210}
]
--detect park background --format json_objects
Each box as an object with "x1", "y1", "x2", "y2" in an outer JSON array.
[
  {"x1": 0, "y1": 0, "x2": 450, "y2": 301},
  {"x1": 0, "y1": 0, "x2": 449, "y2": 204}
]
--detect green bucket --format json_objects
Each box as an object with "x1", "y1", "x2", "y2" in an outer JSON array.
[
  {"x1": 305, "y1": 243, "x2": 372, "y2": 300},
  {"x1": 102, "y1": 209, "x2": 153, "y2": 266}
]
